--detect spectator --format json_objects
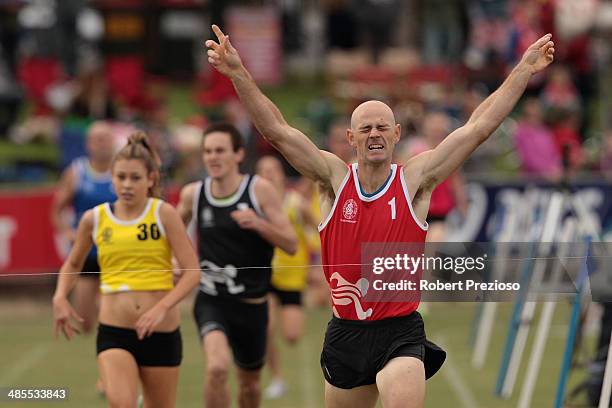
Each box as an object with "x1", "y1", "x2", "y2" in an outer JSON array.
[
  {"x1": 349, "y1": 0, "x2": 401, "y2": 64},
  {"x1": 0, "y1": 45, "x2": 21, "y2": 138},
  {"x1": 551, "y1": 109, "x2": 584, "y2": 172},
  {"x1": 464, "y1": 0, "x2": 511, "y2": 71},
  {"x1": 513, "y1": 97, "x2": 562, "y2": 180},
  {"x1": 421, "y1": 0, "x2": 466, "y2": 63},
  {"x1": 553, "y1": 0, "x2": 597, "y2": 112},
  {"x1": 541, "y1": 65, "x2": 580, "y2": 115},
  {"x1": 69, "y1": 57, "x2": 115, "y2": 120},
  {"x1": 508, "y1": 0, "x2": 544, "y2": 64},
  {"x1": 144, "y1": 100, "x2": 178, "y2": 182},
  {"x1": 56, "y1": 0, "x2": 86, "y2": 77},
  {"x1": 324, "y1": 0, "x2": 357, "y2": 50},
  {"x1": 415, "y1": 112, "x2": 468, "y2": 241},
  {"x1": 326, "y1": 119, "x2": 355, "y2": 163}
]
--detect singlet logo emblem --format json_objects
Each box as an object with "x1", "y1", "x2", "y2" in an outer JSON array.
[
  {"x1": 342, "y1": 199, "x2": 358, "y2": 221},
  {"x1": 101, "y1": 227, "x2": 113, "y2": 244},
  {"x1": 329, "y1": 272, "x2": 373, "y2": 320},
  {"x1": 201, "y1": 207, "x2": 214, "y2": 227},
  {"x1": 199, "y1": 260, "x2": 245, "y2": 295}
]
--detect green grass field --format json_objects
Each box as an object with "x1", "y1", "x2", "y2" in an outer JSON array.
[{"x1": 0, "y1": 294, "x2": 591, "y2": 408}]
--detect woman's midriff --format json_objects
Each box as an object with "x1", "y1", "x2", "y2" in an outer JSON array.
[{"x1": 99, "y1": 291, "x2": 180, "y2": 332}]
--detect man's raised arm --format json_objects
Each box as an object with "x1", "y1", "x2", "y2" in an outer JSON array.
[
  {"x1": 205, "y1": 25, "x2": 345, "y2": 184},
  {"x1": 413, "y1": 34, "x2": 555, "y2": 188}
]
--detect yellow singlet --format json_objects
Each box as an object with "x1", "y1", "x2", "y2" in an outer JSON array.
[
  {"x1": 93, "y1": 198, "x2": 173, "y2": 294},
  {"x1": 271, "y1": 191, "x2": 319, "y2": 292}
]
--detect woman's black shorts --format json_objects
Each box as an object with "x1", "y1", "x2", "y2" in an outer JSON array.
[{"x1": 96, "y1": 324, "x2": 182, "y2": 367}]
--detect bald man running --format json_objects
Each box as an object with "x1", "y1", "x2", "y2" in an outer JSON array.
[{"x1": 205, "y1": 24, "x2": 555, "y2": 408}]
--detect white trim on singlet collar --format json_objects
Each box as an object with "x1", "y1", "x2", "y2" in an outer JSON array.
[
  {"x1": 186, "y1": 181, "x2": 203, "y2": 244},
  {"x1": 399, "y1": 169, "x2": 428, "y2": 231},
  {"x1": 92, "y1": 205, "x2": 100, "y2": 242},
  {"x1": 72, "y1": 158, "x2": 85, "y2": 191},
  {"x1": 84, "y1": 159, "x2": 112, "y2": 181},
  {"x1": 189, "y1": 181, "x2": 203, "y2": 226},
  {"x1": 317, "y1": 167, "x2": 352, "y2": 232},
  {"x1": 351, "y1": 163, "x2": 397, "y2": 202},
  {"x1": 248, "y1": 175, "x2": 264, "y2": 217},
  {"x1": 154, "y1": 199, "x2": 166, "y2": 237},
  {"x1": 204, "y1": 175, "x2": 249, "y2": 207},
  {"x1": 73, "y1": 157, "x2": 112, "y2": 187},
  {"x1": 104, "y1": 198, "x2": 153, "y2": 226}
]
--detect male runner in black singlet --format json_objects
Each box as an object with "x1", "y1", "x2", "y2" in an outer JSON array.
[{"x1": 178, "y1": 123, "x2": 297, "y2": 408}]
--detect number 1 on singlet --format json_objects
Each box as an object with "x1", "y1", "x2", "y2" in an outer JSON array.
[{"x1": 388, "y1": 197, "x2": 396, "y2": 220}]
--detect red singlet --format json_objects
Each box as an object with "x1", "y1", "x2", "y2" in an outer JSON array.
[{"x1": 319, "y1": 163, "x2": 428, "y2": 320}]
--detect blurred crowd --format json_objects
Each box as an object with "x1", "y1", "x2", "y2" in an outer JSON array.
[
  {"x1": 0, "y1": 0, "x2": 611, "y2": 185},
  {"x1": 325, "y1": 0, "x2": 612, "y2": 181}
]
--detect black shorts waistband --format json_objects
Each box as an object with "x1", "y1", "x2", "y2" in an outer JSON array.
[
  {"x1": 197, "y1": 291, "x2": 268, "y2": 307},
  {"x1": 331, "y1": 311, "x2": 422, "y2": 328},
  {"x1": 98, "y1": 323, "x2": 179, "y2": 337}
]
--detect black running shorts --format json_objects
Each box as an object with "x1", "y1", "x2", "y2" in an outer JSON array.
[
  {"x1": 193, "y1": 292, "x2": 268, "y2": 370},
  {"x1": 96, "y1": 324, "x2": 182, "y2": 366},
  {"x1": 320, "y1": 312, "x2": 446, "y2": 389}
]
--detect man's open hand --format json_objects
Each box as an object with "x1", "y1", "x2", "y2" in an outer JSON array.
[{"x1": 520, "y1": 33, "x2": 555, "y2": 75}]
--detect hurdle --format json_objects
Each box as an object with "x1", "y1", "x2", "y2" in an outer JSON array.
[
  {"x1": 496, "y1": 189, "x2": 564, "y2": 398},
  {"x1": 554, "y1": 237, "x2": 593, "y2": 408},
  {"x1": 470, "y1": 187, "x2": 541, "y2": 367},
  {"x1": 471, "y1": 193, "x2": 519, "y2": 369},
  {"x1": 516, "y1": 217, "x2": 577, "y2": 408}
]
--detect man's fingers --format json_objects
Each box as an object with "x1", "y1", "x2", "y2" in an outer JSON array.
[
  {"x1": 542, "y1": 41, "x2": 554, "y2": 52},
  {"x1": 212, "y1": 24, "x2": 228, "y2": 49},
  {"x1": 225, "y1": 36, "x2": 236, "y2": 53},
  {"x1": 212, "y1": 24, "x2": 225, "y2": 42},
  {"x1": 207, "y1": 50, "x2": 218, "y2": 58},
  {"x1": 533, "y1": 33, "x2": 552, "y2": 49},
  {"x1": 205, "y1": 40, "x2": 219, "y2": 51}
]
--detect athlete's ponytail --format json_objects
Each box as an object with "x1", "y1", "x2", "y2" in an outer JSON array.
[{"x1": 113, "y1": 131, "x2": 162, "y2": 197}]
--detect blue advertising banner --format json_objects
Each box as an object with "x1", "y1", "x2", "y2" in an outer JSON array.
[{"x1": 446, "y1": 181, "x2": 612, "y2": 242}]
